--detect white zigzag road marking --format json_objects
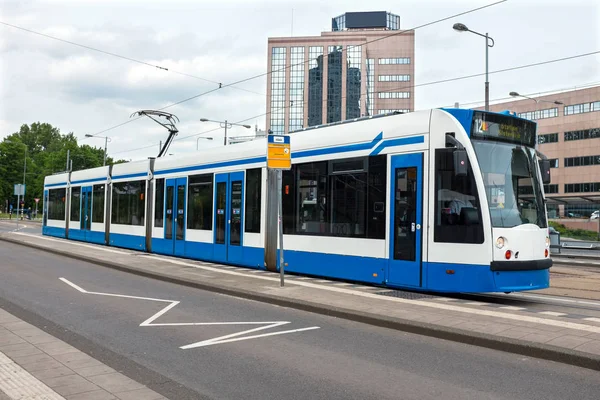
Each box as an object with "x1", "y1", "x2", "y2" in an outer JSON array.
[{"x1": 59, "y1": 277, "x2": 320, "y2": 349}]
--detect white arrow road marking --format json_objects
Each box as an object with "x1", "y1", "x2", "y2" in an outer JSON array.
[{"x1": 59, "y1": 278, "x2": 320, "y2": 349}]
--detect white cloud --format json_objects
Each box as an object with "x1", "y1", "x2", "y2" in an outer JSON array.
[{"x1": 1, "y1": 0, "x2": 599, "y2": 160}]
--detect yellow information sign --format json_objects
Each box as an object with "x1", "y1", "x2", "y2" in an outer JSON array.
[{"x1": 267, "y1": 134, "x2": 291, "y2": 170}]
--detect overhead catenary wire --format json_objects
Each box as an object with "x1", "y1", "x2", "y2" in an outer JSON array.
[
  {"x1": 110, "y1": 51, "x2": 600, "y2": 156},
  {"x1": 85, "y1": 0, "x2": 508, "y2": 137},
  {"x1": 0, "y1": 20, "x2": 265, "y2": 99}
]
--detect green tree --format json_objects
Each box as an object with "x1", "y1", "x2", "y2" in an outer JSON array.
[{"x1": 0, "y1": 122, "x2": 126, "y2": 214}]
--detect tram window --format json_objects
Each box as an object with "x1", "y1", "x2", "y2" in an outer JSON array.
[
  {"x1": 92, "y1": 184, "x2": 105, "y2": 223},
  {"x1": 48, "y1": 188, "x2": 66, "y2": 220},
  {"x1": 154, "y1": 178, "x2": 164, "y2": 228},
  {"x1": 434, "y1": 148, "x2": 484, "y2": 244},
  {"x1": 111, "y1": 180, "x2": 146, "y2": 226},
  {"x1": 367, "y1": 155, "x2": 387, "y2": 239},
  {"x1": 295, "y1": 161, "x2": 328, "y2": 235},
  {"x1": 282, "y1": 169, "x2": 296, "y2": 234},
  {"x1": 187, "y1": 174, "x2": 213, "y2": 230},
  {"x1": 286, "y1": 156, "x2": 387, "y2": 239},
  {"x1": 245, "y1": 168, "x2": 262, "y2": 233},
  {"x1": 70, "y1": 187, "x2": 81, "y2": 222}
]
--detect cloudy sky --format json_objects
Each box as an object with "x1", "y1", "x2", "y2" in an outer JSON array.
[{"x1": 1, "y1": 0, "x2": 599, "y2": 161}]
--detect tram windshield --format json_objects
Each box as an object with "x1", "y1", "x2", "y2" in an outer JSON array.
[{"x1": 469, "y1": 112, "x2": 547, "y2": 229}]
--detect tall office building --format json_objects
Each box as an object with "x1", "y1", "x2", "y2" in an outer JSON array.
[{"x1": 266, "y1": 11, "x2": 415, "y2": 134}]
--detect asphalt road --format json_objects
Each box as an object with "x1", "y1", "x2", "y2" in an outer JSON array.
[
  {"x1": 0, "y1": 220, "x2": 42, "y2": 235},
  {"x1": 1, "y1": 242, "x2": 600, "y2": 400}
]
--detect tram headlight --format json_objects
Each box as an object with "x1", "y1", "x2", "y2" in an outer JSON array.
[
  {"x1": 495, "y1": 237, "x2": 506, "y2": 249},
  {"x1": 545, "y1": 236, "x2": 550, "y2": 248}
]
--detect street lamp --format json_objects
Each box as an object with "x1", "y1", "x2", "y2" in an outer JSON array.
[
  {"x1": 509, "y1": 91, "x2": 563, "y2": 106},
  {"x1": 200, "y1": 118, "x2": 251, "y2": 146},
  {"x1": 453, "y1": 22, "x2": 495, "y2": 111},
  {"x1": 510, "y1": 91, "x2": 563, "y2": 119},
  {"x1": 84, "y1": 134, "x2": 111, "y2": 166},
  {"x1": 196, "y1": 136, "x2": 214, "y2": 150}
]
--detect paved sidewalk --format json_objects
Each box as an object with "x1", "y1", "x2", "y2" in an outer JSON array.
[
  {"x1": 0, "y1": 308, "x2": 166, "y2": 399},
  {"x1": 2, "y1": 231, "x2": 600, "y2": 372}
]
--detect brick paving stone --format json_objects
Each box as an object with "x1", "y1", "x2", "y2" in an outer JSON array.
[
  {"x1": 31, "y1": 365, "x2": 77, "y2": 380},
  {"x1": 86, "y1": 373, "x2": 145, "y2": 393},
  {"x1": 114, "y1": 387, "x2": 165, "y2": 400},
  {"x1": 36, "y1": 341, "x2": 82, "y2": 356},
  {"x1": 42, "y1": 374, "x2": 92, "y2": 388},
  {"x1": 76, "y1": 365, "x2": 117, "y2": 378},
  {"x1": 574, "y1": 340, "x2": 600, "y2": 355},
  {"x1": 53, "y1": 381, "x2": 102, "y2": 397},
  {"x1": 66, "y1": 390, "x2": 118, "y2": 400},
  {"x1": 520, "y1": 331, "x2": 569, "y2": 344},
  {"x1": 546, "y1": 335, "x2": 595, "y2": 350}
]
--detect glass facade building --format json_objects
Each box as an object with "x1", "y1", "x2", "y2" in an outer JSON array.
[
  {"x1": 269, "y1": 47, "x2": 287, "y2": 134},
  {"x1": 267, "y1": 11, "x2": 414, "y2": 132}
]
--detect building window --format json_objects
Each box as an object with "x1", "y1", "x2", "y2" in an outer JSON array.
[
  {"x1": 378, "y1": 57, "x2": 410, "y2": 65},
  {"x1": 48, "y1": 188, "x2": 66, "y2": 220},
  {"x1": 111, "y1": 181, "x2": 146, "y2": 226},
  {"x1": 366, "y1": 59, "x2": 374, "y2": 116},
  {"x1": 378, "y1": 92, "x2": 410, "y2": 99},
  {"x1": 187, "y1": 174, "x2": 213, "y2": 230},
  {"x1": 70, "y1": 187, "x2": 81, "y2": 222},
  {"x1": 245, "y1": 168, "x2": 262, "y2": 233},
  {"x1": 327, "y1": 45, "x2": 343, "y2": 123},
  {"x1": 154, "y1": 178, "x2": 164, "y2": 228},
  {"x1": 378, "y1": 109, "x2": 410, "y2": 115},
  {"x1": 564, "y1": 182, "x2": 600, "y2": 193},
  {"x1": 548, "y1": 158, "x2": 559, "y2": 168},
  {"x1": 538, "y1": 133, "x2": 558, "y2": 144},
  {"x1": 517, "y1": 108, "x2": 558, "y2": 121},
  {"x1": 288, "y1": 47, "x2": 305, "y2": 132},
  {"x1": 346, "y1": 45, "x2": 362, "y2": 120},
  {"x1": 378, "y1": 75, "x2": 410, "y2": 82},
  {"x1": 544, "y1": 184, "x2": 558, "y2": 194},
  {"x1": 308, "y1": 46, "x2": 323, "y2": 127},
  {"x1": 564, "y1": 155, "x2": 600, "y2": 167},
  {"x1": 564, "y1": 101, "x2": 600, "y2": 116},
  {"x1": 281, "y1": 155, "x2": 387, "y2": 239},
  {"x1": 564, "y1": 128, "x2": 600, "y2": 141},
  {"x1": 434, "y1": 148, "x2": 484, "y2": 244},
  {"x1": 269, "y1": 47, "x2": 286, "y2": 134},
  {"x1": 92, "y1": 184, "x2": 105, "y2": 223}
]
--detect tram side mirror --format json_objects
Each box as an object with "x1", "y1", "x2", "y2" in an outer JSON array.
[
  {"x1": 453, "y1": 149, "x2": 468, "y2": 177},
  {"x1": 539, "y1": 159, "x2": 551, "y2": 185}
]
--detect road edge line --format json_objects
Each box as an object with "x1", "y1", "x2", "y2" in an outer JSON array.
[{"x1": 2, "y1": 235, "x2": 599, "y2": 372}]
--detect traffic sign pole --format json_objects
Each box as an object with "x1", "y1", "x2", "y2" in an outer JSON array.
[{"x1": 266, "y1": 134, "x2": 291, "y2": 287}]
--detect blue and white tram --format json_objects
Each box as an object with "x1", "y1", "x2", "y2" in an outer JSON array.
[{"x1": 42, "y1": 108, "x2": 552, "y2": 293}]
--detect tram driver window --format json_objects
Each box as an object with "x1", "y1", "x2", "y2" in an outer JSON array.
[{"x1": 434, "y1": 148, "x2": 483, "y2": 244}]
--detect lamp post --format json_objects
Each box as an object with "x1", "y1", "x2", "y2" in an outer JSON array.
[
  {"x1": 200, "y1": 118, "x2": 251, "y2": 146},
  {"x1": 196, "y1": 136, "x2": 214, "y2": 150},
  {"x1": 509, "y1": 91, "x2": 564, "y2": 111},
  {"x1": 453, "y1": 23, "x2": 494, "y2": 111},
  {"x1": 84, "y1": 134, "x2": 111, "y2": 166}
]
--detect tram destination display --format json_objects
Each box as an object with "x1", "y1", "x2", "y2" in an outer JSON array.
[{"x1": 471, "y1": 111, "x2": 536, "y2": 148}]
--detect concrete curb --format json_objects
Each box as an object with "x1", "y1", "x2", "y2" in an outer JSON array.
[{"x1": 2, "y1": 235, "x2": 599, "y2": 372}]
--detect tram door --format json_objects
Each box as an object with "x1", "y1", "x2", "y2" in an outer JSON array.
[
  {"x1": 80, "y1": 186, "x2": 93, "y2": 240},
  {"x1": 213, "y1": 172, "x2": 244, "y2": 264},
  {"x1": 388, "y1": 153, "x2": 423, "y2": 288},
  {"x1": 165, "y1": 178, "x2": 187, "y2": 257}
]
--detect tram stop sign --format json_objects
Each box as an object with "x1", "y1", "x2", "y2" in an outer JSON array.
[{"x1": 267, "y1": 134, "x2": 291, "y2": 170}]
